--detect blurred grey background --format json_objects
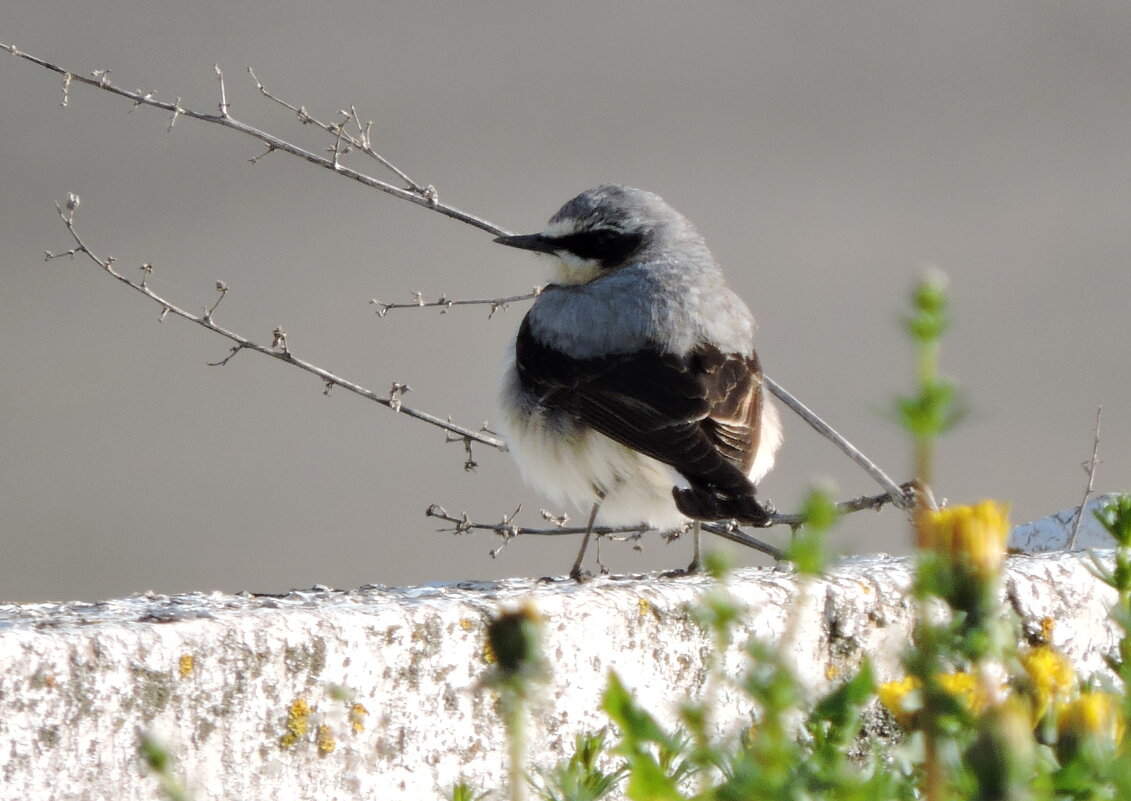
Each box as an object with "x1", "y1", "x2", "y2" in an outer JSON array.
[{"x1": 2, "y1": 3, "x2": 1128, "y2": 602}]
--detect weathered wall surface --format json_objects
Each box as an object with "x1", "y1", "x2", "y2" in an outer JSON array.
[{"x1": 0, "y1": 532, "x2": 1121, "y2": 801}]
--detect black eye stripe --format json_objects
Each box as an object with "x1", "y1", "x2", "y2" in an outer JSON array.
[{"x1": 551, "y1": 229, "x2": 645, "y2": 267}]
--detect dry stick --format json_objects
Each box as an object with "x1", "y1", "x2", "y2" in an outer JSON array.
[
  {"x1": 1, "y1": 43, "x2": 507, "y2": 238},
  {"x1": 247, "y1": 68, "x2": 428, "y2": 196},
  {"x1": 10, "y1": 44, "x2": 912, "y2": 545},
  {"x1": 428, "y1": 505, "x2": 789, "y2": 562},
  {"x1": 429, "y1": 488, "x2": 903, "y2": 562},
  {"x1": 762, "y1": 377, "x2": 912, "y2": 509},
  {"x1": 5, "y1": 42, "x2": 904, "y2": 501},
  {"x1": 1068, "y1": 402, "x2": 1103, "y2": 550},
  {"x1": 45, "y1": 201, "x2": 504, "y2": 450},
  {"x1": 371, "y1": 291, "x2": 541, "y2": 318}
]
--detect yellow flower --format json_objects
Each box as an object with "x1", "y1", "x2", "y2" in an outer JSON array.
[
  {"x1": 937, "y1": 671, "x2": 993, "y2": 716},
  {"x1": 879, "y1": 671, "x2": 995, "y2": 729},
  {"x1": 878, "y1": 676, "x2": 921, "y2": 728},
  {"x1": 1020, "y1": 645, "x2": 1076, "y2": 718},
  {"x1": 923, "y1": 501, "x2": 1011, "y2": 577},
  {"x1": 1057, "y1": 692, "x2": 1125, "y2": 745}
]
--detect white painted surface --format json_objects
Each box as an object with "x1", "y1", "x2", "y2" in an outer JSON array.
[
  {"x1": 0, "y1": 533, "x2": 1122, "y2": 800},
  {"x1": 1007, "y1": 493, "x2": 1119, "y2": 553}
]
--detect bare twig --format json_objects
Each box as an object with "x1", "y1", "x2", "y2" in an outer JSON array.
[
  {"x1": 427, "y1": 504, "x2": 638, "y2": 539},
  {"x1": 204, "y1": 281, "x2": 229, "y2": 320},
  {"x1": 445, "y1": 425, "x2": 490, "y2": 472},
  {"x1": 214, "y1": 64, "x2": 230, "y2": 118},
  {"x1": 762, "y1": 376, "x2": 913, "y2": 509},
  {"x1": 7, "y1": 42, "x2": 912, "y2": 503},
  {"x1": 765, "y1": 487, "x2": 912, "y2": 528},
  {"x1": 271, "y1": 326, "x2": 289, "y2": 354},
  {"x1": 44, "y1": 201, "x2": 505, "y2": 450},
  {"x1": 371, "y1": 290, "x2": 541, "y2": 318},
  {"x1": 427, "y1": 487, "x2": 910, "y2": 563},
  {"x1": 59, "y1": 71, "x2": 72, "y2": 107},
  {"x1": 1, "y1": 42, "x2": 507, "y2": 237},
  {"x1": 387, "y1": 382, "x2": 411, "y2": 413},
  {"x1": 1068, "y1": 403, "x2": 1103, "y2": 549},
  {"x1": 429, "y1": 504, "x2": 655, "y2": 546},
  {"x1": 248, "y1": 68, "x2": 429, "y2": 195}
]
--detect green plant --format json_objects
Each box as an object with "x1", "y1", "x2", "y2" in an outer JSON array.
[{"x1": 529, "y1": 730, "x2": 628, "y2": 801}]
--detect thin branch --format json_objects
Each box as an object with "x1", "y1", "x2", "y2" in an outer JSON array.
[
  {"x1": 765, "y1": 487, "x2": 911, "y2": 527},
  {"x1": 214, "y1": 64, "x2": 230, "y2": 118},
  {"x1": 427, "y1": 487, "x2": 910, "y2": 564},
  {"x1": 247, "y1": 68, "x2": 429, "y2": 195},
  {"x1": 445, "y1": 427, "x2": 486, "y2": 472},
  {"x1": 204, "y1": 281, "x2": 229, "y2": 319},
  {"x1": 762, "y1": 376, "x2": 913, "y2": 509},
  {"x1": 698, "y1": 522, "x2": 786, "y2": 561},
  {"x1": 1068, "y1": 402, "x2": 1103, "y2": 550},
  {"x1": 429, "y1": 503, "x2": 652, "y2": 540},
  {"x1": 371, "y1": 291, "x2": 540, "y2": 318},
  {"x1": 7, "y1": 42, "x2": 912, "y2": 503},
  {"x1": 44, "y1": 200, "x2": 505, "y2": 450},
  {"x1": 1, "y1": 42, "x2": 508, "y2": 237}
]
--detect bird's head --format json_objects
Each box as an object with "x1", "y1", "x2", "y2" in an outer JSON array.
[{"x1": 494, "y1": 185, "x2": 693, "y2": 286}]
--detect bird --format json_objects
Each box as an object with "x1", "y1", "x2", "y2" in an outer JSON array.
[{"x1": 495, "y1": 185, "x2": 782, "y2": 580}]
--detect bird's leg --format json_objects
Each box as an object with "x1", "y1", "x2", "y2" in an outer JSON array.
[
  {"x1": 686, "y1": 520, "x2": 703, "y2": 574},
  {"x1": 569, "y1": 500, "x2": 602, "y2": 582}
]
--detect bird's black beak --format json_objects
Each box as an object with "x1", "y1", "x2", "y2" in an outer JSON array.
[{"x1": 493, "y1": 232, "x2": 559, "y2": 254}]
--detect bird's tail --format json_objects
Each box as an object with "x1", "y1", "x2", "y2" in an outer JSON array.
[{"x1": 672, "y1": 486, "x2": 770, "y2": 526}]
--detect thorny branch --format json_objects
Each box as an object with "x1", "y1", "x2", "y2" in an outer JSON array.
[
  {"x1": 43, "y1": 199, "x2": 505, "y2": 450},
  {"x1": 4, "y1": 43, "x2": 909, "y2": 499},
  {"x1": 427, "y1": 487, "x2": 910, "y2": 562},
  {"x1": 10, "y1": 42, "x2": 919, "y2": 558},
  {"x1": 1, "y1": 42, "x2": 508, "y2": 237},
  {"x1": 247, "y1": 67, "x2": 430, "y2": 197},
  {"x1": 371, "y1": 290, "x2": 541, "y2": 319}
]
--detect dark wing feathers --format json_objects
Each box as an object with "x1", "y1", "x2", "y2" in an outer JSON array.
[
  {"x1": 515, "y1": 316, "x2": 768, "y2": 524},
  {"x1": 698, "y1": 350, "x2": 764, "y2": 474}
]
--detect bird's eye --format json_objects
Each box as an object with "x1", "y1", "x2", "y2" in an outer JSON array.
[{"x1": 554, "y1": 228, "x2": 644, "y2": 267}]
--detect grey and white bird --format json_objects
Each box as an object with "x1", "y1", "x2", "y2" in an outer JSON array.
[{"x1": 495, "y1": 185, "x2": 782, "y2": 579}]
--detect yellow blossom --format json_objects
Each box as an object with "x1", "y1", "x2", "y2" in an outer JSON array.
[
  {"x1": 1020, "y1": 645, "x2": 1076, "y2": 717},
  {"x1": 879, "y1": 671, "x2": 995, "y2": 729},
  {"x1": 923, "y1": 501, "x2": 1011, "y2": 577},
  {"x1": 878, "y1": 676, "x2": 921, "y2": 728},
  {"x1": 937, "y1": 671, "x2": 993, "y2": 716}
]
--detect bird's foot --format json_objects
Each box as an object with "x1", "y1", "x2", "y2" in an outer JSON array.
[
  {"x1": 660, "y1": 560, "x2": 703, "y2": 578},
  {"x1": 569, "y1": 566, "x2": 593, "y2": 583}
]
